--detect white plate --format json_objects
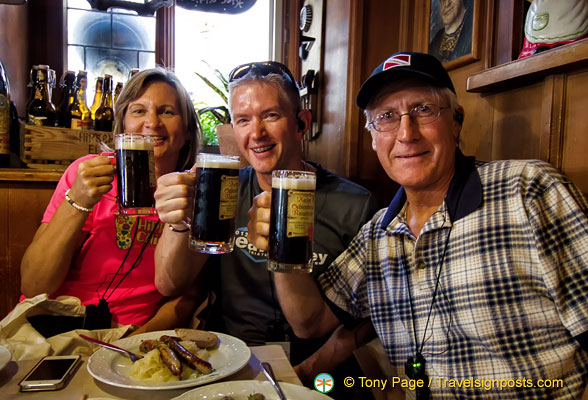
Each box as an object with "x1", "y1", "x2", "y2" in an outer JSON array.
[
  {"x1": 0, "y1": 345, "x2": 11, "y2": 370},
  {"x1": 87, "y1": 330, "x2": 251, "y2": 390},
  {"x1": 172, "y1": 380, "x2": 334, "y2": 400}
]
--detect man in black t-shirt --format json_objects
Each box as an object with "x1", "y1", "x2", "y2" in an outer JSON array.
[{"x1": 154, "y1": 62, "x2": 378, "y2": 399}]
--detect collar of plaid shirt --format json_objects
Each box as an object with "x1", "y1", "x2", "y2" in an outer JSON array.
[{"x1": 380, "y1": 148, "x2": 483, "y2": 228}]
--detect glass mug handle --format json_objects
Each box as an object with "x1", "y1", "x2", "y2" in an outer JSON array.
[
  {"x1": 173, "y1": 169, "x2": 195, "y2": 231},
  {"x1": 100, "y1": 151, "x2": 116, "y2": 162}
]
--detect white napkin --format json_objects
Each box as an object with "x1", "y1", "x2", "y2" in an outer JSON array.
[{"x1": 0, "y1": 293, "x2": 132, "y2": 360}]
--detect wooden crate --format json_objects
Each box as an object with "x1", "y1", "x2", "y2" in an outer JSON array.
[{"x1": 20, "y1": 122, "x2": 114, "y2": 170}]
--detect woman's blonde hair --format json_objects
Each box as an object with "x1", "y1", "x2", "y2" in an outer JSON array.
[{"x1": 114, "y1": 67, "x2": 202, "y2": 171}]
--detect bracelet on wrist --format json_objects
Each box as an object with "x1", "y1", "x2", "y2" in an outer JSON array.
[
  {"x1": 64, "y1": 189, "x2": 94, "y2": 213},
  {"x1": 168, "y1": 224, "x2": 189, "y2": 233}
]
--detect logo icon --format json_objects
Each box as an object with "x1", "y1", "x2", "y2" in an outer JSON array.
[
  {"x1": 383, "y1": 54, "x2": 412, "y2": 70},
  {"x1": 314, "y1": 373, "x2": 334, "y2": 393}
]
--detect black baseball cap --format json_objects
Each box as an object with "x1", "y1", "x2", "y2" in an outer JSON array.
[{"x1": 356, "y1": 51, "x2": 455, "y2": 109}]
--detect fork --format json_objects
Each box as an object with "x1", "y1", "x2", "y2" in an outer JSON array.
[{"x1": 79, "y1": 334, "x2": 144, "y2": 362}]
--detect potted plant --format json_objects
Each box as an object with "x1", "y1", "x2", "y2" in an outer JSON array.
[
  {"x1": 194, "y1": 64, "x2": 227, "y2": 142},
  {"x1": 194, "y1": 63, "x2": 244, "y2": 163},
  {"x1": 196, "y1": 104, "x2": 228, "y2": 151}
]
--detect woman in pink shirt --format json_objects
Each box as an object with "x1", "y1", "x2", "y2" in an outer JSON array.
[{"x1": 20, "y1": 68, "x2": 202, "y2": 335}]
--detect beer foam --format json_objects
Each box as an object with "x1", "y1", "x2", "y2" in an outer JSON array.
[
  {"x1": 272, "y1": 176, "x2": 316, "y2": 190},
  {"x1": 196, "y1": 153, "x2": 240, "y2": 169},
  {"x1": 115, "y1": 135, "x2": 153, "y2": 150}
]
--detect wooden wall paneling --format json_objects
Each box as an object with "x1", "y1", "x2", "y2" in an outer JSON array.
[
  {"x1": 561, "y1": 69, "x2": 588, "y2": 194},
  {"x1": 0, "y1": 3, "x2": 29, "y2": 116},
  {"x1": 305, "y1": 0, "x2": 350, "y2": 175},
  {"x1": 156, "y1": 6, "x2": 175, "y2": 69},
  {"x1": 490, "y1": 82, "x2": 543, "y2": 161},
  {"x1": 539, "y1": 74, "x2": 565, "y2": 168},
  {"x1": 412, "y1": 0, "x2": 428, "y2": 52},
  {"x1": 355, "y1": 1, "x2": 397, "y2": 168},
  {"x1": 1, "y1": 182, "x2": 55, "y2": 318},
  {"x1": 0, "y1": 184, "x2": 9, "y2": 317},
  {"x1": 458, "y1": 91, "x2": 494, "y2": 161},
  {"x1": 343, "y1": 0, "x2": 365, "y2": 178},
  {"x1": 284, "y1": 0, "x2": 302, "y2": 78},
  {"x1": 398, "y1": 0, "x2": 416, "y2": 50},
  {"x1": 451, "y1": 3, "x2": 494, "y2": 159},
  {"x1": 493, "y1": 0, "x2": 526, "y2": 66},
  {"x1": 354, "y1": 0, "x2": 405, "y2": 207},
  {"x1": 307, "y1": 0, "x2": 404, "y2": 206},
  {"x1": 482, "y1": 0, "x2": 495, "y2": 69},
  {"x1": 28, "y1": 0, "x2": 65, "y2": 85},
  {"x1": 439, "y1": 1, "x2": 493, "y2": 161}
]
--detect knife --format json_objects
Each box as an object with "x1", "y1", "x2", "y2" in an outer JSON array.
[{"x1": 261, "y1": 361, "x2": 287, "y2": 400}]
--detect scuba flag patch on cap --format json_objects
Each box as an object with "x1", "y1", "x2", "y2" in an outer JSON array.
[{"x1": 383, "y1": 54, "x2": 412, "y2": 69}]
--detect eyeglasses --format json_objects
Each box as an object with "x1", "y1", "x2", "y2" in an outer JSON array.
[
  {"x1": 367, "y1": 103, "x2": 449, "y2": 133},
  {"x1": 228, "y1": 61, "x2": 298, "y2": 90}
]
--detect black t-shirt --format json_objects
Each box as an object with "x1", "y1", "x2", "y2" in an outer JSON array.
[{"x1": 204, "y1": 162, "x2": 378, "y2": 362}]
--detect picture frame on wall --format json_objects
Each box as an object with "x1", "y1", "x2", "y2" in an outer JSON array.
[{"x1": 428, "y1": 0, "x2": 481, "y2": 70}]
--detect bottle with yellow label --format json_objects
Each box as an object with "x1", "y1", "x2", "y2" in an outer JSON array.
[
  {"x1": 94, "y1": 74, "x2": 113, "y2": 132},
  {"x1": 68, "y1": 70, "x2": 91, "y2": 130},
  {"x1": 90, "y1": 76, "x2": 103, "y2": 121}
]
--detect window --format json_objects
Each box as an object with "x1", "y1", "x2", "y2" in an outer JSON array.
[
  {"x1": 66, "y1": 0, "x2": 156, "y2": 102},
  {"x1": 65, "y1": 0, "x2": 279, "y2": 115},
  {"x1": 174, "y1": 1, "x2": 274, "y2": 107}
]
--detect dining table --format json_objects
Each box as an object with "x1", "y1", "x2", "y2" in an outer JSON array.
[{"x1": 0, "y1": 344, "x2": 301, "y2": 400}]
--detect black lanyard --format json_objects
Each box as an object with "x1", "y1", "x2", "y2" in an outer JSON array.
[
  {"x1": 403, "y1": 213, "x2": 452, "y2": 400},
  {"x1": 98, "y1": 218, "x2": 160, "y2": 301}
]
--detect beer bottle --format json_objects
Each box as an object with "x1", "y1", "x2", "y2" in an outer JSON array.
[
  {"x1": 27, "y1": 64, "x2": 57, "y2": 126},
  {"x1": 68, "y1": 71, "x2": 91, "y2": 130},
  {"x1": 25, "y1": 65, "x2": 39, "y2": 118},
  {"x1": 94, "y1": 74, "x2": 114, "y2": 132},
  {"x1": 0, "y1": 59, "x2": 10, "y2": 167},
  {"x1": 48, "y1": 68, "x2": 56, "y2": 103},
  {"x1": 90, "y1": 76, "x2": 103, "y2": 121},
  {"x1": 114, "y1": 81, "x2": 123, "y2": 105},
  {"x1": 56, "y1": 71, "x2": 76, "y2": 127},
  {"x1": 9, "y1": 101, "x2": 19, "y2": 163}
]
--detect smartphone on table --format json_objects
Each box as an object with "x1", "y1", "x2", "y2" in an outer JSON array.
[{"x1": 18, "y1": 355, "x2": 81, "y2": 392}]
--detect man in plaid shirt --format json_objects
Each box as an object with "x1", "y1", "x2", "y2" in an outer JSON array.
[{"x1": 248, "y1": 51, "x2": 588, "y2": 399}]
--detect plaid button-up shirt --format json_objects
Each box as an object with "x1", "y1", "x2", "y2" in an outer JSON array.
[{"x1": 319, "y1": 150, "x2": 588, "y2": 399}]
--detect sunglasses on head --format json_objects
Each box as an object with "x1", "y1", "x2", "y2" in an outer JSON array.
[{"x1": 228, "y1": 61, "x2": 298, "y2": 89}]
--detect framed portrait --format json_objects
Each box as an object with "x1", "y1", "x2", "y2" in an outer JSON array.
[{"x1": 427, "y1": 0, "x2": 481, "y2": 70}]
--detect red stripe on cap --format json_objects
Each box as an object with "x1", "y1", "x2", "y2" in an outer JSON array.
[{"x1": 383, "y1": 54, "x2": 411, "y2": 70}]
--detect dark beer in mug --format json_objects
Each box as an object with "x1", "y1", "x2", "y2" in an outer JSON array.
[
  {"x1": 114, "y1": 134, "x2": 156, "y2": 215},
  {"x1": 268, "y1": 170, "x2": 316, "y2": 273},
  {"x1": 190, "y1": 153, "x2": 240, "y2": 254}
]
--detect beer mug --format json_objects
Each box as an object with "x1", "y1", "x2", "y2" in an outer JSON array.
[
  {"x1": 189, "y1": 153, "x2": 240, "y2": 254},
  {"x1": 267, "y1": 170, "x2": 316, "y2": 273},
  {"x1": 114, "y1": 133, "x2": 157, "y2": 215}
]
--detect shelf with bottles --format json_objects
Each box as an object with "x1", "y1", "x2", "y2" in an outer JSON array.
[{"x1": 26, "y1": 67, "x2": 115, "y2": 132}]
